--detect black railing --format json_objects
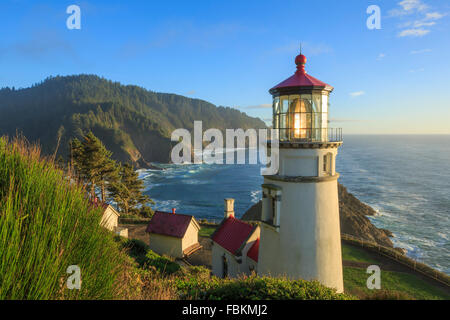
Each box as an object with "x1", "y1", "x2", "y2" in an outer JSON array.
[{"x1": 277, "y1": 128, "x2": 343, "y2": 143}]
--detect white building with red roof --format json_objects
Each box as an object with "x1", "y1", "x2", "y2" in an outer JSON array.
[
  {"x1": 145, "y1": 209, "x2": 201, "y2": 258},
  {"x1": 211, "y1": 199, "x2": 260, "y2": 278}
]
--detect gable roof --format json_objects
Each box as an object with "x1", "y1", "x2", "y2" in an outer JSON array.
[
  {"x1": 211, "y1": 216, "x2": 256, "y2": 255},
  {"x1": 145, "y1": 211, "x2": 199, "y2": 238},
  {"x1": 104, "y1": 204, "x2": 120, "y2": 217},
  {"x1": 247, "y1": 238, "x2": 259, "y2": 262},
  {"x1": 89, "y1": 198, "x2": 119, "y2": 216}
]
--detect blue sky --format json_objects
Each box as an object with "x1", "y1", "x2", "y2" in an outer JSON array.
[{"x1": 0, "y1": 0, "x2": 449, "y2": 134}]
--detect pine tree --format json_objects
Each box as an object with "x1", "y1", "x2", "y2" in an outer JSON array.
[
  {"x1": 71, "y1": 132, "x2": 119, "y2": 202},
  {"x1": 108, "y1": 163, "x2": 154, "y2": 216}
]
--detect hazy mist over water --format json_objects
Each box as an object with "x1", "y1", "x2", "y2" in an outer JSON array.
[{"x1": 141, "y1": 135, "x2": 450, "y2": 273}]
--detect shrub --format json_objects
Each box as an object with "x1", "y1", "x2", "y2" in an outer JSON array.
[
  {"x1": 144, "y1": 251, "x2": 180, "y2": 275},
  {"x1": 176, "y1": 275, "x2": 354, "y2": 300}
]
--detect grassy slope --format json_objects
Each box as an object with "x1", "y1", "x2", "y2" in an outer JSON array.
[
  {"x1": 342, "y1": 243, "x2": 379, "y2": 264},
  {"x1": 0, "y1": 137, "x2": 127, "y2": 299},
  {"x1": 341, "y1": 244, "x2": 449, "y2": 300},
  {"x1": 344, "y1": 267, "x2": 449, "y2": 300}
]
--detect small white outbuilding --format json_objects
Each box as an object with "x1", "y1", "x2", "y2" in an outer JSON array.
[
  {"x1": 100, "y1": 204, "x2": 120, "y2": 231},
  {"x1": 145, "y1": 209, "x2": 202, "y2": 259}
]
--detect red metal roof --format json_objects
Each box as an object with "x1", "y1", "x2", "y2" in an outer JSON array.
[
  {"x1": 211, "y1": 217, "x2": 255, "y2": 255},
  {"x1": 247, "y1": 238, "x2": 259, "y2": 262},
  {"x1": 269, "y1": 53, "x2": 333, "y2": 93},
  {"x1": 145, "y1": 211, "x2": 196, "y2": 238}
]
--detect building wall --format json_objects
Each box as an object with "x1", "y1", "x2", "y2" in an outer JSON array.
[
  {"x1": 100, "y1": 206, "x2": 119, "y2": 231},
  {"x1": 115, "y1": 227, "x2": 128, "y2": 238},
  {"x1": 247, "y1": 257, "x2": 258, "y2": 274},
  {"x1": 278, "y1": 147, "x2": 337, "y2": 177},
  {"x1": 258, "y1": 147, "x2": 344, "y2": 293},
  {"x1": 211, "y1": 243, "x2": 241, "y2": 278},
  {"x1": 182, "y1": 222, "x2": 199, "y2": 250},
  {"x1": 149, "y1": 233, "x2": 183, "y2": 258}
]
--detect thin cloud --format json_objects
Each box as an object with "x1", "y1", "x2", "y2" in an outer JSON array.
[
  {"x1": 409, "y1": 68, "x2": 425, "y2": 73},
  {"x1": 329, "y1": 118, "x2": 371, "y2": 123},
  {"x1": 0, "y1": 29, "x2": 79, "y2": 62},
  {"x1": 411, "y1": 21, "x2": 436, "y2": 27},
  {"x1": 399, "y1": 28, "x2": 430, "y2": 37},
  {"x1": 377, "y1": 53, "x2": 386, "y2": 60},
  {"x1": 349, "y1": 91, "x2": 365, "y2": 97},
  {"x1": 410, "y1": 48, "x2": 432, "y2": 54},
  {"x1": 245, "y1": 103, "x2": 272, "y2": 109},
  {"x1": 185, "y1": 90, "x2": 196, "y2": 96},
  {"x1": 119, "y1": 21, "x2": 250, "y2": 58},
  {"x1": 424, "y1": 12, "x2": 445, "y2": 20},
  {"x1": 389, "y1": 0, "x2": 428, "y2": 17},
  {"x1": 390, "y1": 0, "x2": 445, "y2": 37}
]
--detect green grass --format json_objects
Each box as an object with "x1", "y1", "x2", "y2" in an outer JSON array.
[
  {"x1": 341, "y1": 243, "x2": 450, "y2": 299},
  {"x1": 342, "y1": 243, "x2": 378, "y2": 264},
  {"x1": 199, "y1": 225, "x2": 217, "y2": 237},
  {"x1": 120, "y1": 238, "x2": 180, "y2": 275},
  {"x1": 343, "y1": 266, "x2": 450, "y2": 300},
  {"x1": 0, "y1": 137, "x2": 126, "y2": 299}
]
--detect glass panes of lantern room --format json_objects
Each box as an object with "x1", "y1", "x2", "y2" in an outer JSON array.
[{"x1": 273, "y1": 92, "x2": 329, "y2": 142}]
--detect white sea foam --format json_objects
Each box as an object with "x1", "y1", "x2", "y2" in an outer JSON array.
[{"x1": 250, "y1": 190, "x2": 262, "y2": 204}]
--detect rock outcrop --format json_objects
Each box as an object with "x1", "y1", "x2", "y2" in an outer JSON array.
[{"x1": 241, "y1": 183, "x2": 394, "y2": 248}]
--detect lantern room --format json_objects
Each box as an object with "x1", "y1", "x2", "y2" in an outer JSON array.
[{"x1": 269, "y1": 53, "x2": 341, "y2": 143}]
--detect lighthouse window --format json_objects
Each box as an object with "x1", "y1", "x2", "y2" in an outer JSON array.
[
  {"x1": 273, "y1": 93, "x2": 329, "y2": 142},
  {"x1": 323, "y1": 153, "x2": 332, "y2": 175}
]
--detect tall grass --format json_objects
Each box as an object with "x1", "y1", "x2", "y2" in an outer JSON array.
[{"x1": 0, "y1": 136, "x2": 125, "y2": 299}]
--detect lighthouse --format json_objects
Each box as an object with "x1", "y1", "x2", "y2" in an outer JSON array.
[{"x1": 257, "y1": 52, "x2": 344, "y2": 292}]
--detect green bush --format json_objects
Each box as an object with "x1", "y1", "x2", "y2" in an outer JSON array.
[
  {"x1": 0, "y1": 137, "x2": 125, "y2": 299},
  {"x1": 176, "y1": 275, "x2": 354, "y2": 300},
  {"x1": 144, "y1": 250, "x2": 180, "y2": 275},
  {"x1": 122, "y1": 239, "x2": 149, "y2": 257}
]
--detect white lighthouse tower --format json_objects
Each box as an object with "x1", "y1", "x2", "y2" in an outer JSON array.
[{"x1": 257, "y1": 52, "x2": 344, "y2": 292}]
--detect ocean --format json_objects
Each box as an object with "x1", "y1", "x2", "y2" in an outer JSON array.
[{"x1": 140, "y1": 135, "x2": 450, "y2": 274}]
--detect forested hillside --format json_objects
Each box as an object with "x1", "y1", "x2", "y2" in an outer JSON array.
[{"x1": 0, "y1": 75, "x2": 266, "y2": 166}]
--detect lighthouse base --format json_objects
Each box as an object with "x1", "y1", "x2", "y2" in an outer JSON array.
[{"x1": 257, "y1": 175, "x2": 344, "y2": 293}]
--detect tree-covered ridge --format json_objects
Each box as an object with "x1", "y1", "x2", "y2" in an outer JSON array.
[{"x1": 0, "y1": 75, "x2": 266, "y2": 166}]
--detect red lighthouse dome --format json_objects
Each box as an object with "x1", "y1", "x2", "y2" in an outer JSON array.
[
  {"x1": 269, "y1": 50, "x2": 341, "y2": 143},
  {"x1": 269, "y1": 53, "x2": 333, "y2": 95}
]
